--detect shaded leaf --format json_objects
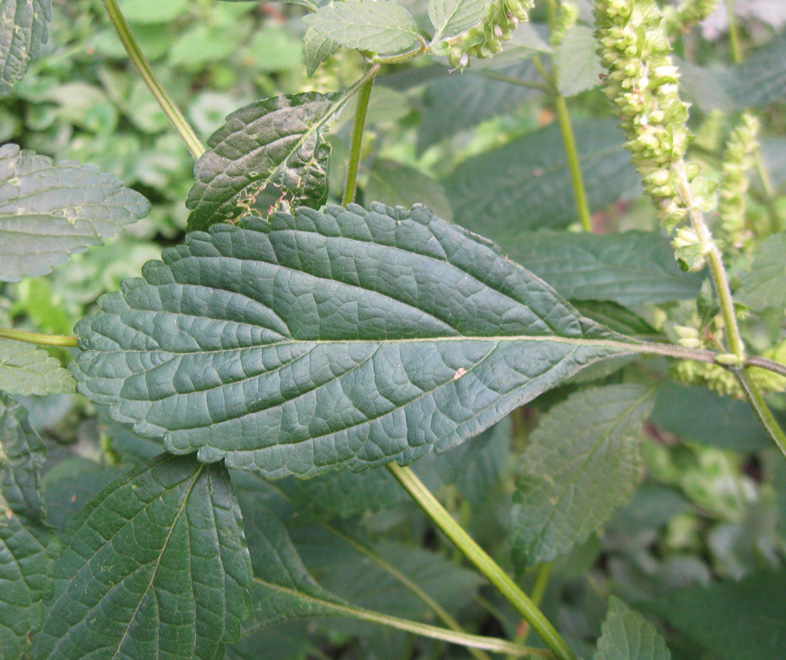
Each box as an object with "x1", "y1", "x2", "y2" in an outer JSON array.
[
  {"x1": 74, "y1": 203, "x2": 638, "y2": 479},
  {"x1": 572, "y1": 301, "x2": 658, "y2": 338},
  {"x1": 33, "y1": 453, "x2": 252, "y2": 660},
  {"x1": 509, "y1": 231, "x2": 702, "y2": 306},
  {"x1": 0, "y1": 338, "x2": 74, "y2": 396},
  {"x1": 186, "y1": 93, "x2": 338, "y2": 231},
  {"x1": 0, "y1": 393, "x2": 58, "y2": 660},
  {"x1": 595, "y1": 597, "x2": 670, "y2": 660},
  {"x1": 0, "y1": 144, "x2": 150, "y2": 282},
  {"x1": 428, "y1": 0, "x2": 489, "y2": 39},
  {"x1": 0, "y1": 0, "x2": 51, "y2": 97},
  {"x1": 365, "y1": 159, "x2": 453, "y2": 221},
  {"x1": 303, "y1": 0, "x2": 420, "y2": 55},
  {"x1": 303, "y1": 28, "x2": 340, "y2": 77},
  {"x1": 444, "y1": 120, "x2": 640, "y2": 234},
  {"x1": 737, "y1": 232, "x2": 786, "y2": 312},
  {"x1": 555, "y1": 25, "x2": 602, "y2": 97},
  {"x1": 662, "y1": 570, "x2": 786, "y2": 660},
  {"x1": 512, "y1": 385, "x2": 655, "y2": 569}
]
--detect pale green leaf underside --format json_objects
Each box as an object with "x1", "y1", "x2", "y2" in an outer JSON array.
[
  {"x1": 737, "y1": 232, "x2": 786, "y2": 312},
  {"x1": 595, "y1": 597, "x2": 671, "y2": 660},
  {"x1": 0, "y1": 338, "x2": 75, "y2": 395},
  {"x1": 0, "y1": 144, "x2": 150, "y2": 282},
  {"x1": 33, "y1": 453, "x2": 252, "y2": 660},
  {"x1": 0, "y1": 0, "x2": 51, "y2": 97},
  {"x1": 428, "y1": 0, "x2": 489, "y2": 40},
  {"x1": 73, "y1": 203, "x2": 638, "y2": 479},
  {"x1": 304, "y1": 28, "x2": 340, "y2": 77},
  {"x1": 555, "y1": 25, "x2": 603, "y2": 97},
  {"x1": 0, "y1": 393, "x2": 58, "y2": 660},
  {"x1": 512, "y1": 385, "x2": 654, "y2": 569},
  {"x1": 303, "y1": 0, "x2": 420, "y2": 55},
  {"x1": 186, "y1": 93, "x2": 337, "y2": 231}
]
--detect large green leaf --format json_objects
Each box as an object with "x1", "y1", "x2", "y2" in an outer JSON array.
[
  {"x1": 509, "y1": 231, "x2": 702, "y2": 306},
  {"x1": 737, "y1": 232, "x2": 786, "y2": 312},
  {"x1": 186, "y1": 93, "x2": 338, "y2": 231},
  {"x1": 428, "y1": 0, "x2": 489, "y2": 40},
  {"x1": 595, "y1": 597, "x2": 671, "y2": 660},
  {"x1": 444, "y1": 120, "x2": 640, "y2": 234},
  {"x1": 73, "y1": 203, "x2": 639, "y2": 479},
  {"x1": 662, "y1": 570, "x2": 786, "y2": 660},
  {"x1": 303, "y1": 0, "x2": 420, "y2": 55},
  {"x1": 0, "y1": 338, "x2": 74, "y2": 395},
  {"x1": 512, "y1": 385, "x2": 655, "y2": 569},
  {"x1": 0, "y1": 0, "x2": 51, "y2": 97},
  {"x1": 0, "y1": 393, "x2": 58, "y2": 660},
  {"x1": 0, "y1": 144, "x2": 150, "y2": 282},
  {"x1": 32, "y1": 453, "x2": 252, "y2": 660}
]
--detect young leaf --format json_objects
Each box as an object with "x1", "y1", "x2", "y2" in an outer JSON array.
[
  {"x1": 554, "y1": 25, "x2": 603, "y2": 97},
  {"x1": 512, "y1": 385, "x2": 655, "y2": 569},
  {"x1": 0, "y1": 393, "x2": 58, "y2": 660},
  {"x1": 0, "y1": 338, "x2": 75, "y2": 395},
  {"x1": 509, "y1": 231, "x2": 702, "y2": 306},
  {"x1": 32, "y1": 453, "x2": 252, "y2": 660},
  {"x1": 444, "y1": 120, "x2": 640, "y2": 234},
  {"x1": 595, "y1": 597, "x2": 671, "y2": 660},
  {"x1": 737, "y1": 232, "x2": 786, "y2": 312},
  {"x1": 428, "y1": 0, "x2": 489, "y2": 40},
  {"x1": 0, "y1": 144, "x2": 150, "y2": 282},
  {"x1": 186, "y1": 93, "x2": 338, "y2": 231},
  {"x1": 73, "y1": 203, "x2": 639, "y2": 479},
  {"x1": 0, "y1": 0, "x2": 51, "y2": 97},
  {"x1": 303, "y1": 0, "x2": 421, "y2": 55},
  {"x1": 303, "y1": 28, "x2": 341, "y2": 77}
]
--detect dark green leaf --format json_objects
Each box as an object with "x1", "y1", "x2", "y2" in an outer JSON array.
[
  {"x1": 186, "y1": 93, "x2": 338, "y2": 231},
  {"x1": 0, "y1": 144, "x2": 150, "y2": 282},
  {"x1": 0, "y1": 338, "x2": 75, "y2": 395},
  {"x1": 0, "y1": 393, "x2": 58, "y2": 660},
  {"x1": 444, "y1": 120, "x2": 640, "y2": 234},
  {"x1": 303, "y1": 0, "x2": 420, "y2": 55},
  {"x1": 74, "y1": 203, "x2": 638, "y2": 479},
  {"x1": 555, "y1": 26, "x2": 602, "y2": 97},
  {"x1": 303, "y1": 28, "x2": 340, "y2": 77},
  {"x1": 509, "y1": 231, "x2": 702, "y2": 306},
  {"x1": 512, "y1": 385, "x2": 655, "y2": 569},
  {"x1": 737, "y1": 232, "x2": 786, "y2": 312},
  {"x1": 595, "y1": 597, "x2": 670, "y2": 660},
  {"x1": 0, "y1": 0, "x2": 51, "y2": 97},
  {"x1": 365, "y1": 159, "x2": 453, "y2": 221},
  {"x1": 33, "y1": 453, "x2": 252, "y2": 660},
  {"x1": 663, "y1": 571, "x2": 786, "y2": 660},
  {"x1": 572, "y1": 301, "x2": 658, "y2": 338},
  {"x1": 428, "y1": 0, "x2": 488, "y2": 39}
]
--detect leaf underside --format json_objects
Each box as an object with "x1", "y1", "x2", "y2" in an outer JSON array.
[
  {"x1": 595, "y1": 597, "x2": 671, "y2": 660},
  {"x1": 73, "y1": 203, "x2": 637, "y2": 479},
  {"x1": 32, "y1": 453, "x2": 252, "y2": 660},
  {"x1": 186, "y1": 93, "x2": 337, "y2": 232},
  {"x1": 0, "y1": 144, "x2": 151, "y2": 282},
  {"x1": 0, "y1": 338, "x2": 75, "y2": 395},
  {"x1": 0, "y1": 0, "x2": 51, "y2": 97}
]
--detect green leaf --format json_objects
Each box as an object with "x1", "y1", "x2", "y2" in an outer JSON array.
[
  {"x1": 554, "y1": 26, "x2": 603, "y2": 97},
  {"x1": 662, "y1": 570, "x2": 786, "y2": 660},
  {"x1": 572, "y1": 301, "x2": 658, "y2": 338},
  {"x1": 0, "y1": 144, "x2": 150, "y2": 282},
  {"x1": 365, "y1": 159, "x2": 453, "y2": 221},
  {"x1": 595, "y1": 597, "x2": 671, "y2": 660},
  {"x1": 303, "y1": 0, "x2": 420, "y2": 55},
  {"x1": 303, "y1": 27, "x2": 340, "y2": 77},
  {"x1": 444, "y1": 120, "x2": 640, "y2": 234},
  {"x1": 121, "y1": 0, "x2": 189, "y2": 23},
  {"x1": 512, "y1": 385, "x2": 655, "y2": 569},
  {"x1": 73, "y1": 203, "x2": 638, "y2": 479},
  {"x1": 186, "y1": 93, "x2": 338, "y2": 231},
  {"x1": 0, "y1": 338, "x2": 74, "y2": 395},
  {"x1": 0, "y1": 393, "x2": 58, "y2": 660},
  {"x1": 428, "y1": 0, "x2": 489, "y2": 39},
  {"x1": 0, "y1": 0, "x2": 51, "y2": 97},
  {"x1": 509, "y1": 231, "x2": 702, "y2": 306},
  {"x1": 32, "y1": 453, "x2": 252, "y2": 660},
  {"x1": 737, "y1": 232, "x2": 786, "y2": 312}
]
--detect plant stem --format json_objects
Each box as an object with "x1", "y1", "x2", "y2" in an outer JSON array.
[
  {"x1": 0, "y1": 327, "x2": 78, "y2": 348},
  {"x1": 725, "y1": 0, "x2": 743, "y2": 64},
  {"x1": 387, "y1": 463, "x2": 577, "y2": 660},
  {"x1": 507, "y1": 562, "x2": 554, "y2": 660},
  {"x1": 555, "y1": 96, "x2": 593, "y2": 231},
  {"x1": 753, "y1": 148, "x2": 782, "y2": 233},
  {"x1": 737, "y1": 369, "x2": 786, "y2": 459},
  {"x1": 101, "y1": 0, "x2": 205, "y2": 159},
  {"x1": 253, "y1": 578, "x2": 552, "y2": 658},
  {"x1": 745, "y1": 355, "x2": 786, "y2": 378},
  {"x1": 343, "y1": 68, "x2": 378, "y2": 206}
]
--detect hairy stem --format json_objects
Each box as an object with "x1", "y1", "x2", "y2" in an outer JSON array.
[
  {"x1": 343, "y1": 68, "x2": 378, "y2": 206},
  {"x1": 0, "y1": 327, "x2": 78, "y2": 348},
  {"x1": 387, "y1": 463, "x2": 577, "y2": 660},
  {"x1": 737, "y1": 370, "x2": 786, "y2": 459},
  {"x1": 101, "y1": 0, "x2": 205, "y2": 159},
  {"x1": 745, "y1": 355, "x2": 786, "y2": 378}
]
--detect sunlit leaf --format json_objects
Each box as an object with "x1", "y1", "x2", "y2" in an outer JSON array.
[
  {"x1": 0, "y1": 338, "x2": 74, "y2": 396},
  {"x1": 0, "y1": 0, "x2": 51, "y2": 97}
]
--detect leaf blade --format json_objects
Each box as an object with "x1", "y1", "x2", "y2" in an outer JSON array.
[
  {"x1": 0, "y1": 338, "x2": 75, "y2": 395},
  {"x1": 595, "y1": 597, "x2": 671, "y2": 660},
  {"x1": 428, "y1": 0, "x2": 489, "y2": 40},
  {"x1": 0, "y1": 0, "x2": 51, "y2": 97}
]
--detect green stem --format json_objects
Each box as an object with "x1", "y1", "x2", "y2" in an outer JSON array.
[
  {"x1": 753, "y1": 146, "x2": 782, "y2": 234},
  {"x1": 555, "y1": 95, "x2": 593, "y2": 231},
  {"x1": 253, "y1": 578, "x2": 551, "y2": 658},
  {"x1": 0, "y1": 327, "x2": 78, "y2": 348},
  {"x1": 507, "y1": 562, "x2": 554, "y2": 660},
  {"x1": 101, "y1": 0, "x2": 205, "y2": 159},
  {"x1": 342, "y1": 68, "x2": 378, "y2": 206},
  {"x1": 387, "y1": 463, "x2": 577, "y2": 660},
  {"x1": 737, "y1": 369, "x2": 786, "y2": 459},
  {"x1": 725, "y1": 0, "x2": 743, "y2": 64},
  {"x1": 532, "y1": 55, "x2": 554, "y2": 86}
]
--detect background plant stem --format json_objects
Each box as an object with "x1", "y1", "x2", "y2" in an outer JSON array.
[
  {"x1": 725, "y1": 0, "x2": 744, "y2": 64},
  {"x1": 343, "y1": 69, "x2": 378, "y2": 206},
  {"x1": 102, "y1": 0, "x2": 205, "y2": 159},
  {"x1": 387, "y1": 463, "x2": 577, "y2": 660},
  {"x1": 0, "y1": 327, "x2": 78, "y2": 347}
]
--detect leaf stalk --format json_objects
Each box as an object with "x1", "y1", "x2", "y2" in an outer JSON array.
[
  {"x1": 0, "y1": 327, "x2": 78, "y2": 348},
  {"x1": 343, "y1": 67, "x2": 378, "y2": 206}
]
